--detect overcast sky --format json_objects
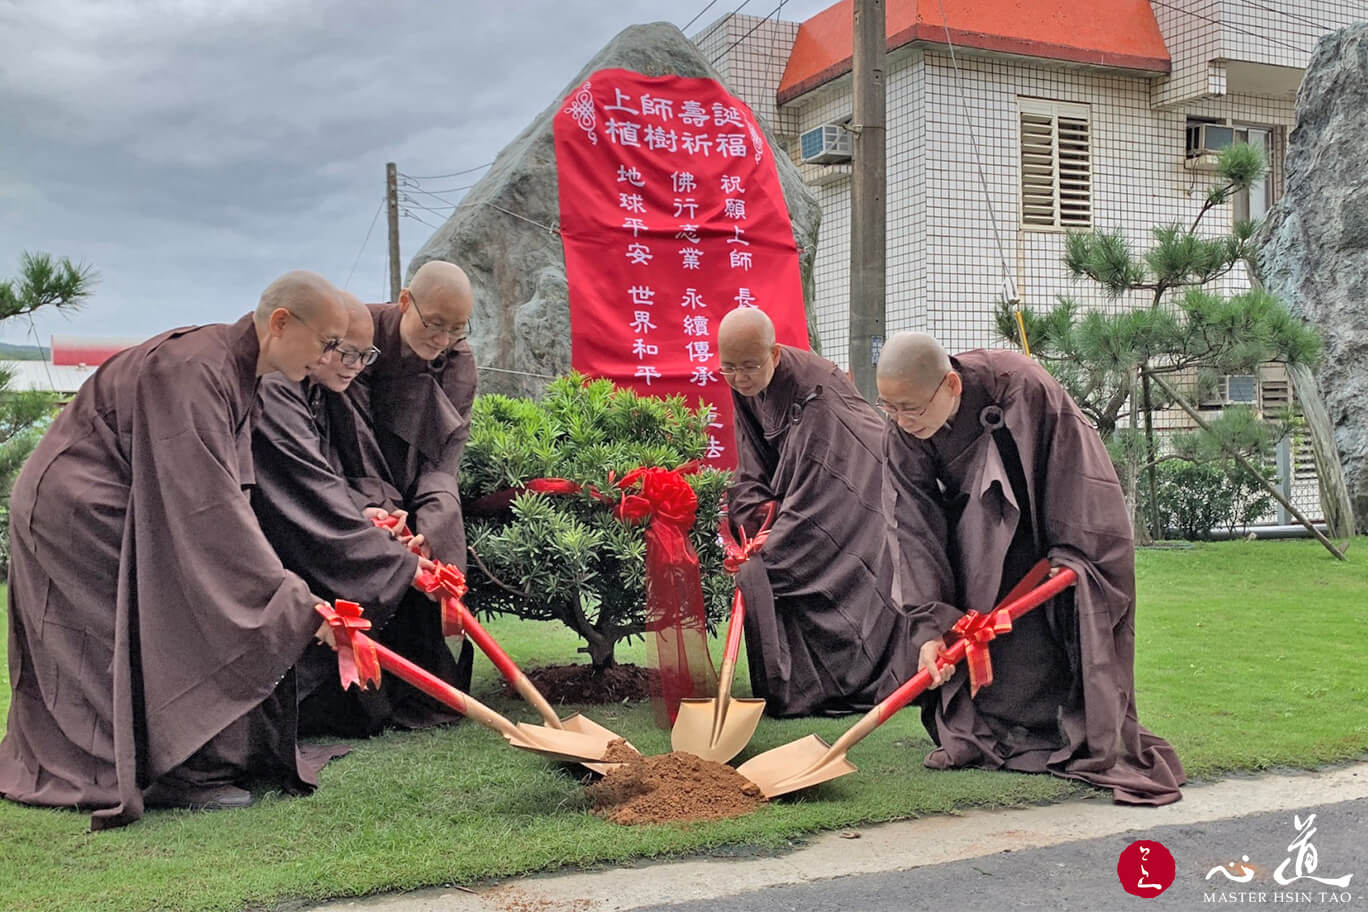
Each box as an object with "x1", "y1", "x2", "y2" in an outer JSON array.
[{"x1": 0, "y1": 0, "x2": 838, "y2": 346}]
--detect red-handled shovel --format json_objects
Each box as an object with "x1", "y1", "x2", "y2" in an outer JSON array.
[{"x1": 735, "y1": 562, "x2": 1076, "y2": 798}]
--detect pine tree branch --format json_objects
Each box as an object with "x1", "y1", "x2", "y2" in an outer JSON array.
[{"x1": 466, "y1": 545, "x2": 532, "y2": 600}]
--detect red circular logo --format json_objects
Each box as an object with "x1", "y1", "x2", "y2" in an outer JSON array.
[{"x1": 1117, "y1": 839, "x2": 1176, "y2": 898}]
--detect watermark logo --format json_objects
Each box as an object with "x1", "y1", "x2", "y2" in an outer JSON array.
[
  {"x1": 1203, "y1": 813, "x2": 1355, "y2": 905},
  {"x1": 1118, "y1": 839, "x2": 1177, "y2": 898}
]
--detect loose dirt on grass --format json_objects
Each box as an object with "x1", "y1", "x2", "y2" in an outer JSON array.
[
  {"x1": 587, "y1": 748, "x2": 766, "y2": 825},
  {"x1": 517, "y1": 663, "x2": 655, "y2": 704}
]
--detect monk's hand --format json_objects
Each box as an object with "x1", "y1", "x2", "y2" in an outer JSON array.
[
  {"x1": 407, "y1": 533, "x2": 431, "y2": 558},
  {"x1": 315, "y1": 616, "x2": 338, "y2": 651},
  {"x1": 919, "y1": 637, "x2": 953, "y2": 688},
  {"x1": 1048, "y1": 565, "x2": 1063, "y2": 577},
  {"x1": 363, "y1": 507, "x2": 390, "y2": 524},
  {"x1": 414, "y1": 557, "x2": 440, "y2": 600}
]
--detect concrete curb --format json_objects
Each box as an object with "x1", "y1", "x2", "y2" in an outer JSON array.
[{"x1": 308, "y1": 763, "x2": 1368, "y2": 912}]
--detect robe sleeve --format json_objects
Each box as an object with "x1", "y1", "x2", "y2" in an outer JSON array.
[
  {"x1": 252, "y1": 378, "x2": 419, "y2": 626},
  {"x1": 126, "y1": 352, "x2": 322, "y2": 763},
  {"x1": 881, "y1": 423, "x2": 961, "y2": 651},
  {"x1": 407, "y1": 352, "x2": 476, "y2": 567},
  {"x1": 727, "y1": 399, "x2": 779, "y2": 538}
]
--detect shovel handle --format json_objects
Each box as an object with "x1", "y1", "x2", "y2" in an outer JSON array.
[
  {"x1": 824, "y1": 569, "x2": 1078, "y2": 760},
  {"x1": 358, "y1": 630, "x2": 524, "y2": 742},
  {"x1": 445, "y1": 597, "x2": 566, "y2": 729},
  {"x1": 715, "y1": 588, "x2": 746, "y2": 699}
]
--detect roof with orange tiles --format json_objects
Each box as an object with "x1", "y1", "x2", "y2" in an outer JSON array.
[{"x1": 777, "y1": 0, "x2": 1171, "y2": 104}]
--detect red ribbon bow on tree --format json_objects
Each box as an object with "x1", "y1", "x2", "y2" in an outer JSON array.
[
  {"x1": 315, "y1": 600, "x2": 382, "y2": 691},
  {"x1": 947, "y1": 608, "x2": 1015, "y2": 697}
]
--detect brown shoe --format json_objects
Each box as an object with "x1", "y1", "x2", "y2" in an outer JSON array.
[{"x1": 143, "y1": 781, "x2": 255, "y2": 811}]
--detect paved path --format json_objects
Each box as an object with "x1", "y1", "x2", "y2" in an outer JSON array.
[{"x1": 307, "y1": 763, "x2": 1368, "y2": 912}]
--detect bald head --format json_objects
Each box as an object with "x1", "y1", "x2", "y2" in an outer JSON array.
[
  {"x1": 877, "y1": 332, "x2": 951, "y2": 389},
  {"x1": 254, "y1": 270, "x2": 339, "y2": 327},
  {"x1": 339, "y1": 292, "x2": 373, "y2": 342},
  {"x1": 399, "y1": 260, "x2": 474, "y2": 361},
  {"x1": 309, "y1": 291, "x2": 376, "y2": 392},
  {"x1": 876, "y1": 332, "x2": 960, "y2": 439},
  {"x1": 718, "y1": 307, "x2": 781, "y2": 396}
]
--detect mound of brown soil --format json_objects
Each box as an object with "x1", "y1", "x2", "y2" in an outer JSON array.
[
  {"x1": 514, "y1": 663, "x2": 655, "y2": 704},
  {"x1": 587, "y1": 750, "x2": 766, "y2": 825}
]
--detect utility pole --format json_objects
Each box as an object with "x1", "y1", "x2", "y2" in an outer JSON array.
[
  {"x1": 849, "y1": 0, "x2": 886, "y2": 401},
  {"x1": 386, "y1": 162, "x2": 401, "y2": 302}
]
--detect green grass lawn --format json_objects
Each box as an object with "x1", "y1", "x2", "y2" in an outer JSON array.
[{"x1": 2, "y1": 538, "x2": 1366, "y2": 912}]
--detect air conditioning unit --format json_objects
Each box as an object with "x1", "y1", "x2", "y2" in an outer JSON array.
[
  {"x1": 800, "y1": 123, "x2": 852, "y2": 165},
  {"x1": 1185, "y1": 122, "x2": 1235, "y2": 171}
]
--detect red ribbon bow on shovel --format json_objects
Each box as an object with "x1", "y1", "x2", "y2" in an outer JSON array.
[
  {"x1": 946, "y1": 608, "x2": 1015, "y2": 696},
  {"x1": 413, "y1": 560, "x2": 470, "y2": 638},
  {"x1": 315, "y1": 600, "x2": 382, "y2": 690},
  {"x1": 720, "y1": 501, "x2": 777, "y2": 574}
]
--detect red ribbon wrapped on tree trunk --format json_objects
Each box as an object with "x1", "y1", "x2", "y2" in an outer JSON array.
[{"x1": 612, "y1": 464, "x2": 717, "y2": 726}]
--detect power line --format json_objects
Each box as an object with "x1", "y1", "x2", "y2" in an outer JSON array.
[
  {"x1": 402, "y1": 184, "x2": 466, "y2": 210},
  {"x1": 398, "y1": 162, "x2": 492, "y2": 181},
  {"x1": 693, "y1": 0, "x2": 756, "y2": 50},
  {"x1": 401, "y1": 209, "x2": 442, "y2": 232},
  {"x1": 343, "y1": 197, "x2": 385, "y2": 291},
  {"x1": 1217, "y1": 0, "x2": 1343, "y2": 41},
  {"x1": 681, "y1": 0, "x2": 721, "y2": 33},
  {"x1": 404, "y1": 180, "x2": 479, "y2": 196},
  {"x1": 1149, "y1": 0, "x2": 1318, "y2": 56},
  {"x1": 712, "y1": 1, "x2": 787, "y2": 66},
  {"x1": 399, "y1": 197, "x2": 458, "y2": 217}
]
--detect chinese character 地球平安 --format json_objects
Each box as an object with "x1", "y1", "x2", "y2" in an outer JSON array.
[{"x1": 626, "y1": 243, "x2": 654, "y2": 266}]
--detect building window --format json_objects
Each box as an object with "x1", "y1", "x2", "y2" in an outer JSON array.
[
  {"x1": 1233, "y1": 126, "x2": 1275, "y2": 224},
  {"x1": 1018, "y1": 98, "x2": 1092, "y2": 230}
]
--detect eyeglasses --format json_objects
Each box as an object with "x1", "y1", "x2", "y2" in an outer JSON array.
[
  {"x1": 407, "y1": 289, "x2": 470, "y2": 342},
  {"x1": 336, "y1": 345, "x2": 381, "y2": 368},
  {"x1": 287, "y1": 311, "x2": 342, "y2": 355},
  {"x1": 876, "y1": 374, "x2": 948, "y2": 421},
  {"x1": 718, "y1": 361, "x2": 766, "y2": 376}
]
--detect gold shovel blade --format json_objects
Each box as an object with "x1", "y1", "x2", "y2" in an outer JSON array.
[
  {"x1": 734, "y1": 734, "x2": 858, "y2": 799},
  {"x1": 559, "y1": 712, "x2": 641, "y2": 774},
  {"x1": 670, "y1": 697, "x2": 767, "y2": 764},
  {"x1": 504, "y1": 722, "x2": 618, "y2": 764}
]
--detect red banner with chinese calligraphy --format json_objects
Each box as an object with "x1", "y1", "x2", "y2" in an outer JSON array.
[{"x1": 553, "y1": 68, "x2": 810, "y2": 469}]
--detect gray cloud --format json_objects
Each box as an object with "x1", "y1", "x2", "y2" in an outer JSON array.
[{"x1": 0, "y1": 0, "x2": 831, "y2": 342}]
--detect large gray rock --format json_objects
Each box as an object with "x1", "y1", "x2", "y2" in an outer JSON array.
[
  {"x1": 1256, "y1": 24, "x2": 1368, "y2": 532},
  {"x1": 409, "y1": 22, "x2": 822, "y2": 398}
]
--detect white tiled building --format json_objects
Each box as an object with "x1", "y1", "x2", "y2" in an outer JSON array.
[{"x1": 698, "y1": 0, "x2": 1366, "y2": 523}]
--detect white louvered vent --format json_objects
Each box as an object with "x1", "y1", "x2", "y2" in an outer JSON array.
[{"x1": 1019, "y1": 98, "x2": 1092, "y2": 230}]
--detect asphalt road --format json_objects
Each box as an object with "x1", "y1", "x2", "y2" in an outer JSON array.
[{"x1": 633, "y1": 798, "x2": 1367, "y2": 912}]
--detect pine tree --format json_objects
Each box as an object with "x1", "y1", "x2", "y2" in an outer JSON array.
[
  {"x1": 0, "y1": 252, "x2": 98, "y2": 572},
  {"x1": 460, "y1": 374, "x2": 731, "y2": 668},
  {"x1": 996, "y1": 144, "x2": 1320, "y2": 541}
]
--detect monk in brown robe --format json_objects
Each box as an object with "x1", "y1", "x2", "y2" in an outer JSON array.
[
  {"x1": 330, "y1": 261, "x2": 477, "y2": 697},
  {"x1": 252, "y1": 295, "x2": 470, "y2": 737},
  {"x1": 877, "y1": 331, "x2": 1185, "y2": 805},
  {"x1": 719, "y1": 307, "x2": 913, "y2": 717},
  {"x1": 1, "y1": 271, "x2": 350, "y2": 828}
]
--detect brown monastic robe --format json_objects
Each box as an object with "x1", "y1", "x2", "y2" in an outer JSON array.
[
  {"x1": 251, "y1": 375, "x2": 471, "y2": 736},
  {"x1": 885, "y1": 348, "x2": 1185, "y2": 805},
  {"x1": 0, "y1": 316, "x2": 337, "y2": 829},
  {"x1": 341, "y1": 304, "x2": 476, "y2": 568},
  {"x1": 729, "y1": 345, "x2": 915, "y2": 717}
]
